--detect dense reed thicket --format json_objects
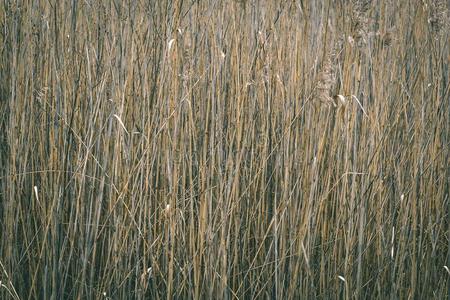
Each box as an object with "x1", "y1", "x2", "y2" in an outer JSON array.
[{"x1": 1, "y1": 0, "x2": 449, "y2": 299}]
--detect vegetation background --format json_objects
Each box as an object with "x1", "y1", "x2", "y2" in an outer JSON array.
[{"x1": 0, "y1": 0, "x2": 449, "y2": 299}]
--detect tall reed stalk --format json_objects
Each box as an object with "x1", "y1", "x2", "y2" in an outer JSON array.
[{"x1": 0, "y1": 0, "x2": 448, "y2": 299}]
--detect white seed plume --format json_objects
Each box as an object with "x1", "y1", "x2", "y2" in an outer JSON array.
[
  {"x1": 391, "y1": 227, "x2": 395, "y2": 259},
  {"x1": 147, "y1": 267, "x2": 153, "y2": 278},
  {"x1": 444, "y1": 266, "x2": 450, "y2": 275},
  {"x1": 333, "y1": 94, "x2": 347, "y2": 107},
  {"x1": 113, "y1": 114, "x2": 129, "y2": 135},
  {"x1": 348, "y1": 35, "x2": 355, "y2": 45},
  {"x1": 351, "y1": 95, "x2": 368, "y2": 117},
  {"x1": 168, "y1": 39, "x2": 175, "y2": 53}
]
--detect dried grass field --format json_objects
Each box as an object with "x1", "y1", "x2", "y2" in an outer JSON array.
[{"x1": 0, "y1": 0, "x2": 449, "y2": 299}]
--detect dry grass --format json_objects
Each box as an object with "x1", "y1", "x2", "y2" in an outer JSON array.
[{"x1": 0, "y1": 0, "x2": 449, "y2": 299}]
